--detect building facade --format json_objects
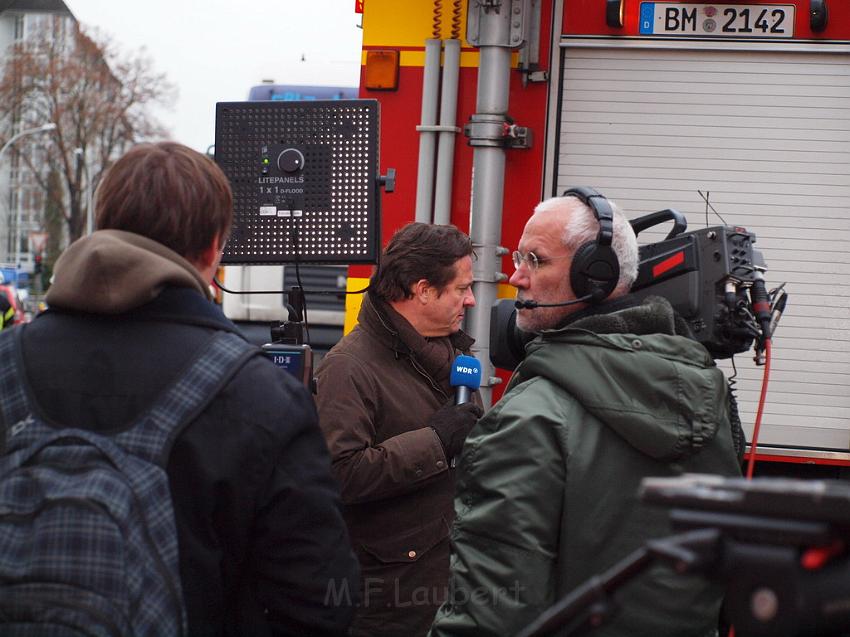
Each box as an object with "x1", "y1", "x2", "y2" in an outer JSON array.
[{"x1": 0, "y1": 0, "x2": 73, "y2": 276}]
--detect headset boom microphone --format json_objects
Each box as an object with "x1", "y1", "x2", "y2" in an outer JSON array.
[
  {"x1": 515, "y1": 187, "x2": 621, "y2": 311},
  {"x1": 514, "y1": 294, "x2": 593, "y2": 310}
]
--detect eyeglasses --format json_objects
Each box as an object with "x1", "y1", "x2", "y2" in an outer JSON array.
[{"x1": 511, "y1": 250, "x2": 570, "y2": 272}]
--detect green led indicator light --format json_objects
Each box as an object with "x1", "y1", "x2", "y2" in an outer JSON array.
[{"x1": 262, "y1": 158, "x2": 270, "y2": 165}]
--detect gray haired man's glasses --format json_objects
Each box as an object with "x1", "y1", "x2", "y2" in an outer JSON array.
[{"x1": 512, "y1": 250, "x2": 571, "y2": 272}]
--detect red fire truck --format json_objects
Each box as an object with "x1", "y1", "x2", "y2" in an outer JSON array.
[{"x1": 346, "y1": 0, "x2": 850, "y2": 476}]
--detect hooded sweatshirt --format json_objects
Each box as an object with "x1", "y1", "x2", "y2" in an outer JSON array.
[
  {"x1": 430, "y1": 295, "x2": 741, "y2": 637},
  {"x1": 45, "y1": 229, "x2": 211, "y2": 313}
]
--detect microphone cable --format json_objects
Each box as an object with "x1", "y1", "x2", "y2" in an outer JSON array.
[
  {"x1": 745, "y1": 337, "x2": 771, "y2": 480},
  {"x1": 212, "y1": 275, "x2": 370, "y2": 297},
  {"x1": 743, "y1": 278, "x2": 784, "y2": 480}
]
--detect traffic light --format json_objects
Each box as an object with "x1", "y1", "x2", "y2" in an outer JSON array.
[{"x1": 34, "y1": 254, "x2": 42, "y2": 274}]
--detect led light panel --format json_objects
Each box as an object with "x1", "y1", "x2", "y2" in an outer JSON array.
[{"x1": 215, "y1": 99, "x2": 380, "y2": 264}]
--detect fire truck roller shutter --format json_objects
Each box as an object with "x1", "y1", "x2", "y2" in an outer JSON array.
[{"x1": 554, "y1": 42, "x2": 850, "y2": 453}]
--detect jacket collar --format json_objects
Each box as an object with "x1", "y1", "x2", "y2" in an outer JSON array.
[
  {"x1": 552, "y1": 293, "x2": 693, "y2": 338},
  {"x1": 358, "y1": 292, "x2": 474, "y2": 388}
]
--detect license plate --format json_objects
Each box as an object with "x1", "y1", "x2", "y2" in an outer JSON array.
[{"x1": 639, "y1": 3, "x2": 795, "y2": 37}]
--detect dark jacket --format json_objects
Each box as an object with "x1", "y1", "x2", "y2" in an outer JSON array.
[
  {"x1": 18, "y1": 230, "x2": 360, "y2": 637},
  {"x1": 315, "y1": 292, "x2": 477, "y2": 637},
  {"x1": 430, "y1": 295, "x2": 742, "y2": 637}
]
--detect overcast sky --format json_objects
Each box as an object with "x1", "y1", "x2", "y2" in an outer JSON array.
[{"x1": 63, "y1": 1, "x2": 364, "y2": 153}]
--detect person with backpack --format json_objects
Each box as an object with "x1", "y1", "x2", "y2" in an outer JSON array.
[{"x1": 0, "y1": 141, "x2": 360, "y2": 636}]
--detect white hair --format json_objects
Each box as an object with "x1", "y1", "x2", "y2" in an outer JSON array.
[{"x1": 533, "y1": 194, "x2": 639, "y2": 293}]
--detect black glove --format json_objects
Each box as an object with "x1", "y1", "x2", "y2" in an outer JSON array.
[{"x1": 428, "y1": 401, "x2": 484, "y2": 459}]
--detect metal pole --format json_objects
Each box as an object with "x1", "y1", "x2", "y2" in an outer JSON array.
[
  {"x1": 467, "y1": 44, "x2": 512, "y2": 406},
  {"x1": 14, "y1": 183, "x2": 22, "y2": 267},
  {"x1": 74, "y1": 147, "x2": 94, "y2": 235},
  {"x1": 433, "y1": 39, "x2": 462, "y2": 226},
  {"x1": 85, "y1": 159, "x2": 93, "y2": 235},
  {"x1": 464, "y1": 1, "x2": 520, "y2": 406},
  {"x1": 414, "y1": 39, "x2": 443, "y2": 223}
]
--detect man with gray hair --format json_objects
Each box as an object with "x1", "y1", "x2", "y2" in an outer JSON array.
[{"x1": 430, "y1": 188, "x2": 741, "y2": 637}]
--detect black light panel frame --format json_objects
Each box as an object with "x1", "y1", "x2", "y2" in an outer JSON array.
[{"x1": 215, "y1": 99, "x2": 380, "y2": 264}]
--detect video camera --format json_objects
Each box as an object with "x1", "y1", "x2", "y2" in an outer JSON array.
[
  {"x1": 519, "y1": 474, "x2": 850, "y2": 637},
  {"x1": 491, "y1": 208, "x2": 785, "y2": 369}
]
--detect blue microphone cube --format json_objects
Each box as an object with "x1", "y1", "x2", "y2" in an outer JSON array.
[{"x1": 450, "y1": 355, "x2": 482, "y2": 391}]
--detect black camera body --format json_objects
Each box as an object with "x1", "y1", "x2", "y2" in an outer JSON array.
[
  {"x1": 630, "y1": 221, "x2": 765, "y2": 359},
  {"x1": 491, "y1": 210, "x2": 769, "y2": 370}
]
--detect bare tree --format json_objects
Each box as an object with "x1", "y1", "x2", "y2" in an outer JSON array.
[{"x1": 0, "y1": 16, "x2": 176, "y2": 242}]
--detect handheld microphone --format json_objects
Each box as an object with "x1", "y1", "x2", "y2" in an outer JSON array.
[
  {"x1": 514, "y1": 294, "x2": 594, "y2": 310},
  {"x1": 450, "y1": 355, "x2": 482, "y2": 405},
  {"x1": 749, "y1": 274, "x2": 772, "y2": 341},
  {"x1": 768, "y1": 290, "x2": 787, "y2": 339}
]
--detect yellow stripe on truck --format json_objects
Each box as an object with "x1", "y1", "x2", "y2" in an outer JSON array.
[
  {"x1": 362, "y1": 0, "x2": 470, "y2": 46},
  {"x1": 344, "y1": 277, "x2": 370, "y2": 335}
]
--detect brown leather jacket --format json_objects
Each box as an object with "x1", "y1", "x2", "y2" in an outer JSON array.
[{"x1": 315, "y1": 292, "x2": 477, "y2": 637}]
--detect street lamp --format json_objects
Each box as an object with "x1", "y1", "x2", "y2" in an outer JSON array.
[
  {"x1": 0, "y1": 122, "x2": 56, "y2": 160},
  {"x1": 0, "y1": 122, "x2": 57, "y2": 267}
]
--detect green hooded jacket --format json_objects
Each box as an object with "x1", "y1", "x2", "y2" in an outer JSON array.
[{"x1": 430, "y1": 296, "x2": 742, "y2": 637}]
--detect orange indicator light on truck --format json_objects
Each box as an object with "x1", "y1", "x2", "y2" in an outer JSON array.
[{"x1": 364, "y1": 50, "x2": 400, "y2": 91}]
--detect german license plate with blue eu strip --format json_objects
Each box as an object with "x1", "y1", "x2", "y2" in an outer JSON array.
[{"x1": 639, "y1": 3, "x2": 795, "y2": 38}]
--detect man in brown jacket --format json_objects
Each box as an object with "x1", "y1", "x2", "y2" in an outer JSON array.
[{"x1": 315, "y1": 222, "x2": 483, "y2": 637}]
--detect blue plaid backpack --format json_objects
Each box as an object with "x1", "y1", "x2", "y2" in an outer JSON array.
[{"x1": 0, "y1": 327, "x2": 259, "y2": 636}]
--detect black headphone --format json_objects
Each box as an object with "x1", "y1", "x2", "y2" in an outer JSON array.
[{"x1": 563, "y1": 186, "x2": 620, "y2": 304}]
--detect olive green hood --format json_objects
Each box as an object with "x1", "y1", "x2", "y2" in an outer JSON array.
[{"x1": 510, "y1": 295, "x2": 727, "y2": 461}]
